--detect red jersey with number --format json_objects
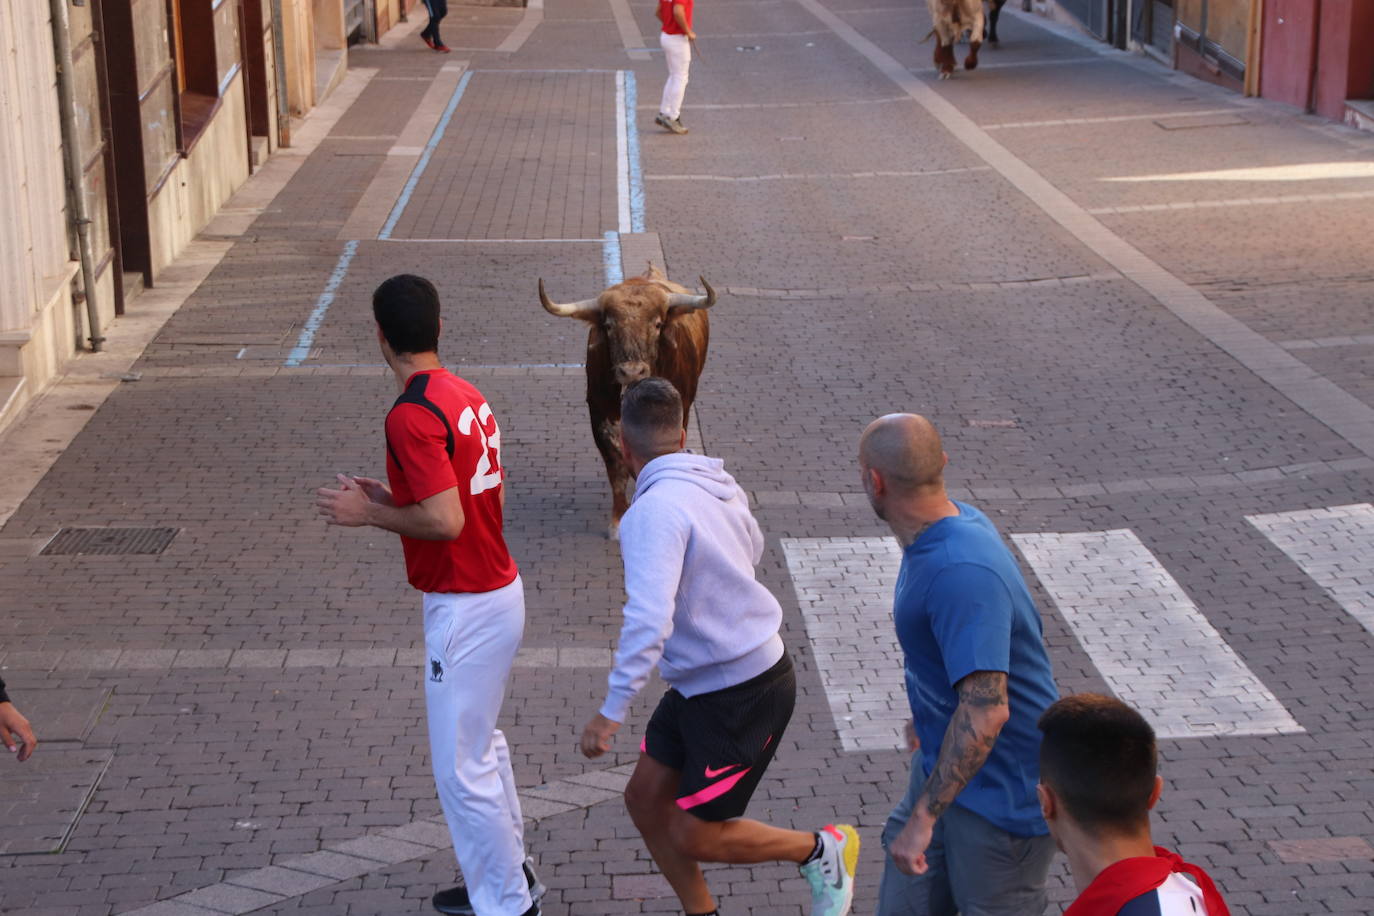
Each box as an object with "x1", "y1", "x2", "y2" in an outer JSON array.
[
  {"x1": 659, "y1": 0, "x2": 692, "y2": 34},
  {"x1": 384, "y1": 369, "x2": 518, "y2": 594}
]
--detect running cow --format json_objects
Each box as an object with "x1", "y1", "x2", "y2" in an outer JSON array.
[
  {"x1": 537, "y1": 263, "x2": 715, "y2": 538},
  {"x1": 927, "y1": 0, "x2": 985, "y2": 78}
]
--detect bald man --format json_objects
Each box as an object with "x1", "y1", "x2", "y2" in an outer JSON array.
[{"x1": 858, "y1": 414, "x2": 1058, "y2": 916}]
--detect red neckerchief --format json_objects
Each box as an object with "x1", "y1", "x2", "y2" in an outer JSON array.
[{"x1": 1064, "y1": 846, "x2": 1231, "y2": 916}]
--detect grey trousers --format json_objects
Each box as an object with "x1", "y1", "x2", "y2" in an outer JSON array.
[{"x1": 877, "y1": 762, "x2": 1055, "y2": 916}]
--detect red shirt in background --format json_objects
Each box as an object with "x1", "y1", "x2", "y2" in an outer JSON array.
[
  {"x1": 384, "y1": 369, "x2": 518, "y2": 594},
  {"x1": 659, "y1": 0, "x2": 692, "y2": 34}
]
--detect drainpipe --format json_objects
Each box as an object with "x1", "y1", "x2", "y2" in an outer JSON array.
[
  {"x1": 1306, "y1": 0, "x2": 1323, "y2": 113},
  {"x1": 1199, "y1": 0, "x2": 1209, "y2": 58},
  {"x1": 1244, "y1": 0, "x2": 1263, "y2": 97},
  {"x1": 48, "y1": 0, "x2": 104, "y2": 351},
  {"x1": 271, "y1": 0, "x2": 292, "y2": 146}
]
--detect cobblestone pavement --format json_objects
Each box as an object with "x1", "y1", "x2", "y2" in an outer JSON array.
[{"x1": 2, "y1": 1, "x2": 1373, "y2": 914}]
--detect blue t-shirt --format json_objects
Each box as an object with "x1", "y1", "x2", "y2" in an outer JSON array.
[{"x1": 894, "y1": 502, "x2": 1059, "y2": 837}]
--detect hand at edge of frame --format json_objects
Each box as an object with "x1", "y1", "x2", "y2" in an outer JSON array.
[{"x1": 0, "y1": 701, "x2": 37, "y2": 762}]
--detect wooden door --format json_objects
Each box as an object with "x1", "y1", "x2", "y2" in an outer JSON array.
[{"x1": 1259, "y1": 0, "x2": 1317, "y2": 108}]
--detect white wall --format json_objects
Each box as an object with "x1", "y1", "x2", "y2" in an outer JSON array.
[
  {"x1": 147, "y1": 72, "x2": 252, "y2": 276},
  {"x1": 0, "y1": 0, "x2": 76, "y2": 338}
]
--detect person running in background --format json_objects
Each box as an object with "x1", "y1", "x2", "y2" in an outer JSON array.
[
  {"x1": 317, "y1": 275, "x2": 539, "y2": 916},
  {"x1": 858, "y1": 413, "x2": 1058, "y2": 915},
  {"x1": 655, "y1": 0, "x2": 694, "y2": 134},
  {"x1": 1038, "y1": 694, "x2": 1233, "y2": 916},
  {"x1": 580, "y1": 377, "x2": 860, "y2": 916},
  {"x1": 421, "y1": 0, "x2": 451, "y2": 52},
  {"x1": 0, "y1": 676, "x2": 37, "y2": 762}
]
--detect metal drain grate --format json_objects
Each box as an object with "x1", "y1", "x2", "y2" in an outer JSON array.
[{"x1": 40, "y1": 527, "x2": 180, "y2": 556}]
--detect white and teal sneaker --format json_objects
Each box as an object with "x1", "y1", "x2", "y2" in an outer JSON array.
[{"x1": 800, "y1": 824, "x2": 859, "y2": 916}]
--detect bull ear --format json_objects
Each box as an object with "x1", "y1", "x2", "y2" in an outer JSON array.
[
  {"x1": 666, "y1": 276, "x2": 717, "y2": 316},
  {"x1": 538, "y1": 279, "x2": 601, "y2": 321}
]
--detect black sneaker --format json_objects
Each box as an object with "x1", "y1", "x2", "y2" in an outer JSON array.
[
  {"x1": 432, "y1": 858, "x2": 546, "y2": 915},
  {"x1": 432, "y1": 897, "x2": 540, "y2": 916}
]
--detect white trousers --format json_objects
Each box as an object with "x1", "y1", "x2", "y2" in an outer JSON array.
[
  {"x1": 660, "y1": 32, "x2": 691, "y2": 119},
  {"x1": 423, "y1": 577, "x2": 531, "y2": 916}
]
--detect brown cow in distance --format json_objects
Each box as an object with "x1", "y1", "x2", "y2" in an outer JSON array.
[{"x1": 538, "y1": 263, "x2": 716, "y2": 538}]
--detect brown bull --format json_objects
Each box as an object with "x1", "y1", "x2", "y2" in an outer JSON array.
[{"x1": 538, "y1": 263, "x2": 715, "y2": 538}]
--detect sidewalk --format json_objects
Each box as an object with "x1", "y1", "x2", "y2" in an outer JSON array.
[{"x1": 1, "y1": 1, "x2": 1372, "y2": 914}]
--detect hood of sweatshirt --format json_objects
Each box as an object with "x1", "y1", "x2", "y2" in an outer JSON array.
[{"x1": 633, "y1": 452, "x2": 739, "y2": 503}]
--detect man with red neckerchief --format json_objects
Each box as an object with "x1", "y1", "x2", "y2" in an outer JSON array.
[{"x1": 1037, "y1": 694, "x2": 1231, "y2": 916}]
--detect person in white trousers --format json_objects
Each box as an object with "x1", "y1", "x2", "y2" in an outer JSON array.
[
  {"x1": 656, "y1": 0, "x2": 695, "y2": 134},
  {"x1": 317, "y1": 274, "x2": 543, "y2": 916}
]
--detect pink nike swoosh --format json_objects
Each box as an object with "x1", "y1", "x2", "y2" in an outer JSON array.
[{"x1": 703, "y1": 764, "x2": 740, "y2": 779}]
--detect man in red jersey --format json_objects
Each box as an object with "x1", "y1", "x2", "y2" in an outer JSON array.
[
  {"x1": 1038, "y1": 694, "x2": 1232, "y2": 916},
  {"x1": 317, "y1": 274, "x2": 541, "y2": 916},
  {"x1": 655, "y1": 0, "x2": 695, "y2": 134}
]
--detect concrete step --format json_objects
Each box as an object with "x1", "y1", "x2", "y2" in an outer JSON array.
[
  {"x1": 0, "y1": 374, "x2": 28, "y2": 436},
  {"x1": 316, "y1": 48, "x2": 348, "y2": 104},
  {"x1": 1345, "y1": 99, "x2": 1374, "y2": 134},
  {"x1": 250, "y1": 135, "x2": 270, "y2": 170},
  {"x1": 122, "y1": 271, "x2": 147, "y2": 309}
]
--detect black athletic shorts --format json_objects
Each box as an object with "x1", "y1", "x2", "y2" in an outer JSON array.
[{"x1": 643, "y1": 653, "x2": 796, "y2": 822}]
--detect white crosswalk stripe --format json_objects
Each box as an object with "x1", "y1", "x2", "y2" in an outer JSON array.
[
  {"x1": 782, "y1": 537, "x2": 908, "y2": 752},
  {"x1": 1246, "y1": 503, "x2": 1374, "y2": 638},
  {"x1": 1011, "y1": 529, "x2": 1303, "y2": 739},
  {"x1": 785, "y1": 526, "x2": 1311, "y2": 750}
]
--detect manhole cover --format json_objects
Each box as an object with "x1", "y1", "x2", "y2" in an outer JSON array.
[{"x1": 41, "y1": 527, "x2": 180, "y2": 556}]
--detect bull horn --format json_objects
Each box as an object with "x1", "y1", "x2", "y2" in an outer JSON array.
[
  {"x1": 538, "y1": 279, "x2": 600, "y2": 318},
  {"x1": 666, "y1": 276, "x2": 717, "y2": 311}
]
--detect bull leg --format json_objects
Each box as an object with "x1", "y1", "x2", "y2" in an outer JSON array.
[
  {"x1": 929, "y1": 18, "x2": 959, "y2": 78},
  {"x1": 965, "y1": 7, "x2": 984, "y2": 68},
  {"x1": 931, "y1": 26, "x2": 954, "y2": 78},
  {"x1": 594, "y1": 416, "x2": 631, "y2": 540},
  {"x1": 937, "y1": 41, "x2": 956, "y2": 78}
]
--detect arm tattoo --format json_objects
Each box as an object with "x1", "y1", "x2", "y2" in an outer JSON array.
[{"x1": 918, "y1": 671, "x2": 1009, "y2": 820}]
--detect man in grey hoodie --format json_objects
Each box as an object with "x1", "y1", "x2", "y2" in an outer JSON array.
[{"x1": 580, "y1": 377, "x2": 860, "y2": 916}]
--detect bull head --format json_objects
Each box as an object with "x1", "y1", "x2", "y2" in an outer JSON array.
[
  {"x1": 538, "y1": 275, "x2": 716, "y2": 387},
  {"x1": 537, "y1": 277, "x2": 717, "y2": 317}
]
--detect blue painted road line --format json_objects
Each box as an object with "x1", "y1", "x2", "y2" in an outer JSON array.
[
  {"x1": 285, "y1": 240, "x2": 360, "y2": 367},
  {"x1": 378, "y1": 70, "x2": 474, "y2": 240},
  {"x1": 603, "y1": 230, "x2": 623, "y2": 287}
]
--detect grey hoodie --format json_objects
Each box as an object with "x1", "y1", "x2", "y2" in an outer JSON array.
[{"x1": 598, "y1": 452, "x2": 785, "y2": 723}]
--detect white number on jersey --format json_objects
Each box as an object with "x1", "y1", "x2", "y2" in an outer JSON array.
[{"x1": 457, "y1": 402, "x2": 504, "y2": 495}]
